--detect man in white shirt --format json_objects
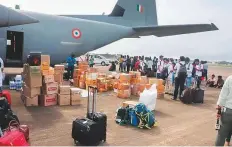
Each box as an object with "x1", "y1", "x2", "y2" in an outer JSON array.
[
  {"x1": 0, "y1": 57, "x2": 4, "y2": 92},
  {"x1": 185, "y1": 57, "x2": 193, "y2": 88},
  {"x1": 195, "y1": 59, "x2": 203, "y2": 88},
  {"x1": 156, "y1": 55, "x2": 164, "y2": 79},
  {"x1": 165, "y1": 58, "x2": 174, "y2": 94},
  {"x1": 146, "y1": 57, "x2": 153, "y2": 77},
  {"x1": 173, "y1": 56, "x2": 187, "y2": 100},
  {"x1": 215, "y1": 75, "x2": 232, "y2": 146}
]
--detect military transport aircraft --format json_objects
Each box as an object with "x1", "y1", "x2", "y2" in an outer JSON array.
[{"x1": 0, "y1": 0, "x2": 218, "y2": 67}]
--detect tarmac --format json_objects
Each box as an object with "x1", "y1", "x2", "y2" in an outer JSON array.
[{"x1": 7, "y1": 65, "x2": 223, "y2": 146}]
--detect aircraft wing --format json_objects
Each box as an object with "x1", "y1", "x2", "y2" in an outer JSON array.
[{"x1": 132, "y1": 23, "x2": 218, "y2": 37}]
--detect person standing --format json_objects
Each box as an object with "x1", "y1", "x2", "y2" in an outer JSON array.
[
  {"x1": 88, "y1": 56, "x2": 94, "y2": 67},
  {"x1": 215, "y1": 75, "x2": 232, "y2": 146},
  {"x1": 195, "y1": 59, "x2": 203, "y2": 88},
  {"x1": 146, "y1": 57, "x2": 153, "y2": 77},
  {"x1": 122, "y1": 56, "x2": 127, "y2": 72},
  {"x1": 119, "y1": 55, "x2": 123, "y2": 72},
  {"x1": 173, "y1": 56, "x2": 187, "y2": 100},
  {"x1": 165, "y1": 58, "x2": 174, "y2": 94},
  {"x1": 0, "y1": 57, "x2": 4, "y2": 92},
  {"x1": 126, "y1": 55, "x2": 131, "y2": 73},
  {"x1": 156, "y1": 55, "x2": 164, "y2": 79},
  {"x1": 203, "y1": 61, "x2": 208, "y2": 81},
  {"x1": 66, "y1": 53, "x2": 76, "y2": 80},
  {"x1": 185, "y1": 57, "x2": 193, "y2": 88}
]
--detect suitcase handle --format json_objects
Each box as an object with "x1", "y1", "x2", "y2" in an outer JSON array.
[
  {"x1": 87, "y1": 86, "x2": 97, "y2": 115},
  {"x1": 8, "y1": 120, "x2": 20, "y2": 131}
]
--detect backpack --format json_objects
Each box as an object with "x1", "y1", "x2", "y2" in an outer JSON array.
[
  {"x1": 161, "y1": 66, "x2": 169, "y2": 79},
  {"x1": 178, "y1": 63, "x2": 187, "y2": 78},
  {"x1": 129, "y1": 109, "x2": 140, "y2": 127},
  {"x1": 133, "y1": 103, "x2": 156, "y2": 129},
  {"x1": 115, "y1": 107, "x2": 130, "y2": 125}
]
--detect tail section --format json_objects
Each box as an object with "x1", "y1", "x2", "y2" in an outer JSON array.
[{"x1": 109, "y1": 0, "x2": 158, "y2": 27}]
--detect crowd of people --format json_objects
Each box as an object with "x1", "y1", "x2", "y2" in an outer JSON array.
[{"x1": 110, "y1": 55, "x2": 224, "y2": 100}]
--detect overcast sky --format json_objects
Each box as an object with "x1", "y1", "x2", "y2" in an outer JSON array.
[{"x1": 0, "y1": 0, "x2": 231, "y2": 61}]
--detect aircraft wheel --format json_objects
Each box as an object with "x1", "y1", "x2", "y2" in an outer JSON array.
[{"x1": 101, "y1": 62, "x2": 106, "y2": 66}]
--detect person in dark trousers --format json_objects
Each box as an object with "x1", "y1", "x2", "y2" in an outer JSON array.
[
  {"x1": 215, "y1": 75, "x2": 232, "y2": 146},
  {"x1": 194, "y1": 59, "x2": 203, "y2": 88},
  {"x1": 66, "y1": 53, "x2": 76, "y2": 80},
  {"x1": 172, "y1": 56, "x2": 186, "y2": 100},
  {"x1": 126, "y1": 55, "x2": 131, "y2": 73}
]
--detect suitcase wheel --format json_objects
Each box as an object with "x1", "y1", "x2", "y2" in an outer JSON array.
[{"x1": 74, "y1": 140, "x2": 78, "y2": 145}]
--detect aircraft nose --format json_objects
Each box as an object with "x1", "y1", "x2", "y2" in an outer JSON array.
[{"x1": 0, "y1": 4, "x2": 39, "y2": 27}]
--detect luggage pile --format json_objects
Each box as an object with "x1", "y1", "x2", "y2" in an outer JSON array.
[
  {"x1": 0, "y1": 96, "x2": 30, "y2": 146},
  {"x1": 115, "y1": 103, "x2": 157, "y2": 129},
  {"x1": 21, "y1": 54, "x2": 82, "y2": 107},
  {"x1": 180, "y1": 87, "x2": 204, "y2": 104}
]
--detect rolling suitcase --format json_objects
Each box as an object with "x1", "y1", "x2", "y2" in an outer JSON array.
[
  {"x1": 86, "y1": 86, "x2": 107, "y2": 143},
  {"x1": 192, "y1": 88, "x2": 204, "y2": 103},
  {"x1": 180, "y1": 88, "x2": 193, "y2": 104},
  {"x1": 72, "y1": 86, "x2": 106, "y2": 146}
]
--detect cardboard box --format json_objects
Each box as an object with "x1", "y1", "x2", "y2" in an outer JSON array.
[
  {"x1": 58, "y1": 94, "x2": 70, "y2": 106},
  {"x1": 59, "y1": 85, "x2": 70, "y2": 95},
  {"x1": 40, "y1": 94, "x2": 57, "y2": 106},
  {"x1": 71, "y1": 99, "x2": 81, "y2": 105},
  {"x1": 54, "y1": 73, "x2": 63, "y2": 84},
  {"x1": 122, "y1": 101, "x2": 139, "y2": 108},
  {"x1": 43, "y1": 75, "x2": 54, "y2": 84},
  {"x1": 41, "y1": 55, "x2": 50, "y2": 66},
  {"x1": 23, "y1": 85, "x2": 40, "y2": 97},
  {"x1": 28, "y1": 66, "x2": 41, "y2": 75},
  {"x1": 70, "y1": 88, "x2": 82, "y2": 96},
  {"x1": 54, "y1": 65, "x2": 65, "y2": 73},
  {"x1": 43, "y1": 82, "x2": 58, "y2": 95},
  {"x1": 24, "y1": 74, "x2": 42, "y2": 88},
  {"x1": 21, "y1": 95, "x2": 38, "y2": 106},
  {"x1": 70, "y1": 88, "x2": 81, "y2": 105}
]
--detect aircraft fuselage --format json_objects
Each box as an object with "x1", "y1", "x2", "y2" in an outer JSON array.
[{"x1": 0, "y1": 11, "x2": 134, "y2": 66}]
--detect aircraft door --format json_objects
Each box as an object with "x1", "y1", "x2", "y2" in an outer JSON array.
[{"x1": 6, "y1": 31, "x2": 24, "y2": 61}]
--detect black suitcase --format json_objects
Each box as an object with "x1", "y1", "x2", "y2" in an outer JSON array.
[
  {"x1": 72, "y1": 118, "x2": 102, "y2": 146},
  {"x1": 180, "y1": 88, "x2": 194, "y2": 104},
  {"x1": 72, "y1": 86, "x2": 106, "y2": 146},
  {"x1": 192, "y1": 88, "x2": 204, "y2": 103},
  {"x1": 27, "y1": 52, "x2": 41, "y2": 66},
  {"x1": 0, "y1": 97, "x2": 20, "y2": 130}
]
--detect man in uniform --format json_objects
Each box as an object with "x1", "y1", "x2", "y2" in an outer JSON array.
[{"x1": 215, "y1": 75, "x2": 232, "y2": 146}]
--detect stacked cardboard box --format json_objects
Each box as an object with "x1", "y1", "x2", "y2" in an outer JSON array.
[
  {"x1": 58, "y1": 85, "x2": 71, "y2": 106},
  {"x1": 21, "y1": 64, "x2": 42, "y2": 106},
  {"x1": 85, "y1": 68, "x2": 98, "y2": 89},
  {"x1": 54, "y1": 65, "x2": 65, "y2": 84},
  {"x1": 130, "y1": 71, "x2": 142, "y2": 96},
  {"x1": 117, "y1": 73, "x2": 131, "y2": 99},
  {"x1": 70, "y1": 88, "x2": 82, "y2": 105},
  {"x1": 41, "y1": 55, "x2": 54, "y2": 76},
  {"x1": 40, "y1": 74, "x2": 58, "y2": 106},
  {"x1": 97, "y1": 78, "x2": 108, "y2": 92},
  {"x1": 73, "y1": 62, "x2": 88, "y2": 89}
]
